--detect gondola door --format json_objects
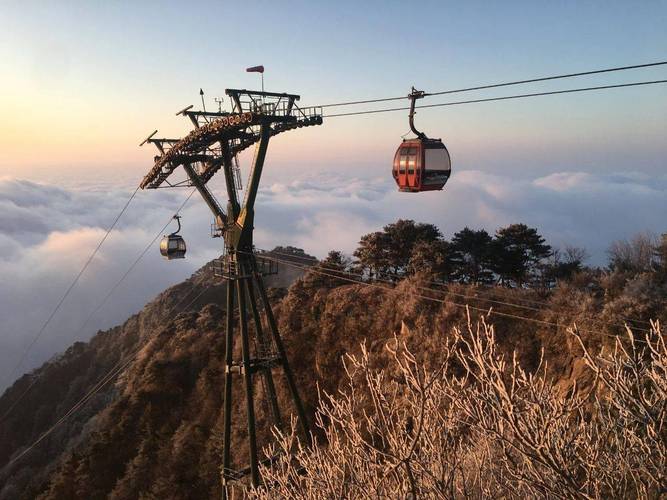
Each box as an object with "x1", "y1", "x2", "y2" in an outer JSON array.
[
  {"x1": 393, "y1": 141, "x2": 422, "y2": 192},
  {"x1": 406, "y1": 144, "x2": 420, "y2": 190}
]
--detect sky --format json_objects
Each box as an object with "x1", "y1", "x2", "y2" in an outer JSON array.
[{"x1": 0, "y1": 0, "x2": 666, "y2": 388}]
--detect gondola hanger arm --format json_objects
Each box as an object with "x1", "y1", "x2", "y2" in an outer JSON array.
[{"x1": 408, "y1": 87, "x2": 427, "y2": 140}]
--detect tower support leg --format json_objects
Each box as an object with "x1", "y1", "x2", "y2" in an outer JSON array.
[
  {"x1": 246, "y1": 277, "x2": 283, "y2": 431},
  {"x1": 254, "y1": 273, "x2": 311, "y2": 444},
  {"x1": 237, "y1": 266, "x2": 260, "y2": 487},
  {"x1": 221, "y1": 281, "x2": 235, "y2": 499},
  {"x1": 220, "y1": 252, "x2": 311, "y2": 496}
]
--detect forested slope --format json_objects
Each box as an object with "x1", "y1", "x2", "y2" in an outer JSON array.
[{"x1": 0, "y1": 226, "x2": 665, "y2": 499}]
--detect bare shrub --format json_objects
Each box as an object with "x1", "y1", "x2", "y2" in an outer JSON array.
[
  {"x1": 249, "y1": 317, "x2": 666, "y2": 499},
  {"x1": 608, "y1": 232, "x2": 659, "y2": 274}
]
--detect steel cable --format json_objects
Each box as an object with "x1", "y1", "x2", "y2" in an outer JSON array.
[
  {"x1": 0, "y1": 189, "x2": 196, "y2": 423},
  {"x1": 4, "y1": 282, "x2": 211, "y2": 468},
  {"x1": 317, "y1": 61, "x2": 667, "y2": 108},
  {"x1": 324, "y1": 80, "x2": 667, "y2": 118},
  {"x1": 257, "y1": 249, "x2": 653, "y2": 329},
  {"x1": 2, "y1": 186, "x2": 141, "y2": 389},
  {"x1": 247, "y1": 252, "x2": 655, "y2": 343}
]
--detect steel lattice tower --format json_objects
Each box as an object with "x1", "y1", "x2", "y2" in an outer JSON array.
[{"x1": 140, "y1": 89, "x2": 323, "y2": 496}]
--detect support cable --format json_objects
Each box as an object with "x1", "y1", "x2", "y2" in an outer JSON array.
[
  {"x1": 2, "y1": 186, "x2": 141, "y2": 389},
  {"x1": 261, "y1": 248, "x2": 653, "y2": 329},
  {"x1": 324, "y1": 80, "x2": 667, "y2": 118},
  {"x1": 0, "y1": 188, "x2": 196, "y2": 423},
  {"x1": 6, "y1": 58, "x2": 666, "y2": 467},
  {"x1": 248, "y1": 252, "x2": 656, "y2": 344},
  {"x1": 72, "y1": 188, "x2": 197, "y2": 336},
  {"x1": 318, "y1": 61, "x2": 667, "y2": 108}
]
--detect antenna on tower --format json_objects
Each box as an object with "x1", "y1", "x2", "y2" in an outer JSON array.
[
  {"x1": 199, "y1": 88, "x2": 206, "y2": 112},
  {"x1": 214, "y1": 97, "x2": 224, "y2": 113}
]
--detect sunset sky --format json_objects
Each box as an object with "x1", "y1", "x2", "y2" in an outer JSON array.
[
  {"x1": 1, "y1": 1, "x2": 666, "y2": 387},
  {"x1": 1, "y1": 1, "x2": 666, "y2": 183}
]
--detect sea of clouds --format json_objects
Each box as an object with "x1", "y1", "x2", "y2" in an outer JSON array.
[{"x1": 1, "y1": 170, "x2": 666, "y2": 390}]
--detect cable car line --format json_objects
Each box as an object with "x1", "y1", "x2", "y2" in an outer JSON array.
[
  {"x1": 254, "y1": 253, "x2": 614, "y2": 334},
  {"x1": 323, "y1": 79, "x2": 667, "y2": 118},
  {"x1": 4, "y1": 283, "x2": 211, "y2": 468},
  {"x1": 318, "y1": 60, "x2": 667, "y2": 108},
  {"x1": 413, "y1": 272, "x2": 652, "y2": 327},
  {"x1": 258, "y1": 248, "x2": 653, "y2": 327},
  {"x1": 247, "y1": 249, "x2": 653, "y2": 337},
  {"x1": 65, "y1": 188, "x2": 196, "y2": 346},
  {"x1": 2, "y1": 186, "x2": 141, "y2": 390},
  {"x1": 11, "y1": 244, "x2": 653, "y2": 465},
  {"x1": 252, "y1": 252, "x2": 654, "y2": 344},
  {"x1": 0, "y1": 188, "x2": 196, "y2": 424},
  {"x1": 251, "y1": 249, "x2": 652, "y2": 333}
]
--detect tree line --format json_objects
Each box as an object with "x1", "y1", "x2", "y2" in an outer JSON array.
[{"x1": 312, "y1": 219, "x2": 667, "y2": 289}]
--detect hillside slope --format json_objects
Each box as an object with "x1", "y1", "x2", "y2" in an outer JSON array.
[{"x1": 1, "y1": 257, "x2": 664, "y2": 499}]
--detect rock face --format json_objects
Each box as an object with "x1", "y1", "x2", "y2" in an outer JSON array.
[{"x1": 1, "y1": 254, "x2": 663, "y2": 499}]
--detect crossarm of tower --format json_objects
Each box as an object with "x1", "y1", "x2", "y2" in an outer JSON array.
[{"x1": 141, "y1": 107, "x2": 320, "y2": 189}]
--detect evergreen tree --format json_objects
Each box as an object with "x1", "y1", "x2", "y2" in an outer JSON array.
[
  {"x1": 491, "y1": 223, "x2": 551, "y2": 287},
  {"x1": 449, "y1": 228, "x2": 494, "y2": 284},
  {"x1": 354, "y1": 220, "x2": 441, "y2": 278},
  {"x1": 304, "y1": 250, "x2": 350, "y2": 288},
  {"x1": 353, "y1": 231, "x2": 391, "y2": 278},
  {"x1": 407, "y1": 239, "x2": 454, "y2": 281},
  {"x1": 382, "y1": 219, "x2": 441, "y2": 274}
]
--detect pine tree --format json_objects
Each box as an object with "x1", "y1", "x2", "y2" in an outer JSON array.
[
  {"x1": 382, "y1": 219, "x2": 441, "y2": 275},
  {"x1": 303, "y1": 251, "x2": 350, "y2": 288},
  {"x1": 450, "y1": 228, "x2": 494, "y2": 284},
  {"x1": 353, "y1": 231, "x2": 391, "y2": 278},
  {"x1": 491, "y1": 223, "x2": 551, "y2": 287},
  {"x1": 408, "y1": 239, "x2": 454, "y2": 281}
]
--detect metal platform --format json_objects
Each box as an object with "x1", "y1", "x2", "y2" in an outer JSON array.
[{"x1": 213, "y1": 253, "x2": 279, "y2": 280}]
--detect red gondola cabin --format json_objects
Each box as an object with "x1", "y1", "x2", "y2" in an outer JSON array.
[{"x1": 393, "y1": 138, "x2": 451, "y2": 192}]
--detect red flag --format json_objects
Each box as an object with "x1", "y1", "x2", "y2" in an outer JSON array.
[{"x1": 246, "y1": 65, "x2": 264, "y2": 73}]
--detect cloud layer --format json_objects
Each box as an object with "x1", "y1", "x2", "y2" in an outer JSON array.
[
  {"x1": 255, "y1": 170, "x2": 667, "y2": 260},
  {"x1": 0, "y1": 178, "x2": 216, "y2": 389},
  {"x1": 1, "y1": 170, "x2": 666, "y2": 389}
]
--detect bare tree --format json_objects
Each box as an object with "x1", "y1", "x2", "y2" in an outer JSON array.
[
  {"x1": 608, "y1": 232, "x2": 659, "y2": 274},
  {"x1": 249, "y1": 317, "x2": 666, "y2": 499}
]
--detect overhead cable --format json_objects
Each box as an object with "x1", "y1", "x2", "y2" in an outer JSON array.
[
  {"x1": 252, "y1": 252, "x2": 653, "y2": 343},
  {"x1": 4, "y1": 282, "x2": 210, "y2": 468},
  {"x1": 324, "y1": 79, "x2": 667, "y2": 118},
  {"x1": 318, "y1": 60, "x2": 667, "y2": 108},
  {"x1": 262, "y1": 248, "x2": 653, "y2": 328},
  {"x1": 0, "y1": 188, "x2": 196, "y2": 423},
  {"x1": 2, "y1": 186, "x2": 141, "y2": 389}
]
